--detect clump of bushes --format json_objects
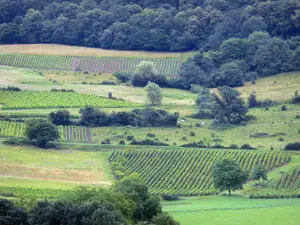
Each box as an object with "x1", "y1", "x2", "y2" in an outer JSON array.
[
  {"x1": 0, "y1": 86, "x2": 22, "y2": 91},
  {"x1": 130, "y1": 139, "x2": 169, "y2": 146},
  {"x1": 281, "y1": 105, "x2": 287, "y2": 111},
  {"x1": 100, "y1": 81, "x2": 117, "y2": 85},
  {"x1": 51, "y1": 88, "x2": 74, "y2": 92},
  {"x1": 161, "y1": 194, "x2": 180, "y2": 201},
  {"x1": 101, "y1": 139, "x2": 111, "y2": 144},
  {"x1": 114, "y1": 71, "x2": 131, "y2": 82},
  {"x1": 229, "y1": 144, "x2": 239, "y2": 149},
  {"x1": 278, "y1": 137, "x2": 284, "y2": 142},
  {"x1": 284, "y1": 142, "x2": 300, "y2": 151},
  {"x1": 291, "y1": 91, "x2": 300, "y2": 104},
  {"x1": 249, "y1": 133, "x2": 269, "y2": 138},
  {"x1": 119, "y1": 140, "x2": 125, "y2": 145},
  {"x1": 240, "y1": 144, "x2": 256, "y2": 150}
]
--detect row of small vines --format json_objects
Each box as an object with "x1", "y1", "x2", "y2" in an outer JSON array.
[
  {"x1": 249, "y1": 167, "x2": 300, "y2": 199},
  {"x1": 0, "y1": 54, "x2": 182, "y2": 77},
  {"x1": 0, "y1": 90, "x2": 140, "y2": 109},
  {"x1": 0, "y1": 121, "x2": 92, "y2": 143},
  {"x1": 109, "y1": 149, "x2": 291, "y2": 196}
]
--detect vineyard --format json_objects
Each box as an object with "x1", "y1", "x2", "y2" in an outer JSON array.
[
  {"x1": 0, "y1": 186, "x2": 72, "y2": 199},
  {"x1": 109, "y1": 149, "x2": 290, "y2": 196},
  {"x1": 0, "y1": 90, "x2": 141, "y2": 109},
  {"x1": 249, "y1": 167, "x2": 300, "y2": 199},
  {"x1": 0, "y1": 121, "x2": 92, "y2": 143},
  {"x1": 0, "y1": 54, "x2": 182, "y2": 77}
]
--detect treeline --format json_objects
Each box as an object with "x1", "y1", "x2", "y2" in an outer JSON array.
[
  {"x1": 50, "y1": 106, "x2": 179, "y2": 127},
  {"x1": 0, "y1": 176, "x2": 179, "y2": 225},
  {"x1": 1, "y1": 0, "x2": 299, "y2": 52}
]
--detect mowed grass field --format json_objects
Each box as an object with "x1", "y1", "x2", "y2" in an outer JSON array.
[
  {"x1": 0, "y1": 144, "x2": 112, "y2": 187},
  {"x1": 163, "y1": 196, "x2": 300, "y2": 225}
]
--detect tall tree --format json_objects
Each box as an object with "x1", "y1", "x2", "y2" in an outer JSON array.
[
  {"x1": 251, "y1": 164, "x2": 268, "y2": 184},
  {"x1": 145, "y1": 82, "x2": 163, "y2": 106},
  {"x1": 212, "y1": 158, "x2": 249, "y2": 195},
  {"x1": 212, "y1": 86, "x2": 248, "y2": 124}
]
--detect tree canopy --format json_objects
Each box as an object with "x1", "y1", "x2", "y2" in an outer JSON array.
[{"x1": 212, "y1": 158, "x2": 249, "y2": 195}]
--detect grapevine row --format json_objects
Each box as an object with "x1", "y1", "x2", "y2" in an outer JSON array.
[
  {"x1": 0, "y1": 90, "x2": 141, "y2": 109},
  {"x1": 109, "y1": 149, "x2": 290, "y2": 196},
  {"x1": 0, "y1": 54, "x2": 181, "y2": 77},
  {"x1": 0, "y1": 121, "x2": 92, "y2": 143}
]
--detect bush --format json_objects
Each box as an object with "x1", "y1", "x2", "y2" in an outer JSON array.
[
  {"x1": 127, "y1": 135, "x2": 134, "y2": 141},
  {"x1": 161, "y1": 194, "x2": 180, "y2": 201},
  {"x1": 147, "y1": 133, "x2": 156, "y2": 138},
  {"x1": 249, "y1": 133, "x2": 269, "y2": 138},
  {"x1": 3, "y1": 137, "x2": 28, "y2": 146},
  {"x1": 0, "y1": 86, "x2": 22, "y2": 91},
  {"x1": 240, "y1": 144, "x2": 256, "y2": 150},
  {"x1": 284, "y1": 142, "x2": 300, "y2": 151},
  {"x1": 130, "y1": 139, "x2": 169, "y2": 146},
  {"x1": 281, "y1": 105, "x2": 287, "y2": 111},
  {"x1": 189, "y1": 131, "x2": 196, "y2": 136},
  {"x1": 101, "y1": 81, "x2": 117, "y2": 85},
  {"x1": 50, "y1": 110, "x2": 71, "y2": 125},
  {"x1": 229, "y1": 144, "x2": 239, "y2": 149},
  {"x1": 114, "y1": 71, "x2": 131, "y2": 82},
  {"x1": 51, "y1": 88, "x2": 74, "y2": 92},
  {"x1": 101, "y1": 139, "x2": 111, "y2": 144},
  {"x1": 119, "y1": 140, "x2": 125, "y2": 145},
  {"x1": 278, "y1": 137, "x2": 284, "y2": 141}
]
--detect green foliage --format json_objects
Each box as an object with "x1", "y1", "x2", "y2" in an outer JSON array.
[
  {"x1": 145, "y1": 82, "x2": 162, "y2": 106},
  {"x1": 0, "y1": 199, "x2": 28, "y2": 225},
  {"x1": 285, "y1": 142, "x2": 300, "y2": 151},
  {"x1": 49, "y1": 110, "x2": 71, "y2": 125},
  {"x1": 212, "y1": 158, "x2": 249, "y2": 195},
  {"x1": 212, "y1": 86, "x2": 248, "y2": 124},
  {"x1": 114, "y1": 71, "x2": 132, "y2": 82},
  {"x1": 109, "y1": 149, "x2": 290, "y2": 196},
  {"x1": 0, "y1": 90, "x2": 140, "y2": 109},
  {"x1": 151, "y1": 212, "x2": 180, "y2": 225},
  {"x1": 251, "y1": 165, "x2": 268, "y2": 183},
  {"x1": 24, "y1": 119, "x2": 60, "y2": 147}
]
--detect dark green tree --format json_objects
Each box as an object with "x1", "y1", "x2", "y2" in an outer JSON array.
[
  {"x1": 49, "y1": 110, "x2": 71, "y2": 125},
  {"x1": 0, "y1": 199, "x2": 28, "y2": 225},
  {"x1": 248, "y1": 91, "x2": 257, "y2": 108},
  {"x1": 251, "y1": 164, "x2": 268, "y2": 184},
  {"x1": 114, "y1": 174, "x2": 162, "y2": 222},
  {"x1": 212, "y1": 158, "x2": 249, "y2": 195},
  {"x1": 151, "y1": 212, "x2": 180, "y2": 225},
  {"x1": 212, "y1": 86, "x2": 248, "y2": 124},
  {"x1": 25, "y1": 119, "x2": 60, "y2": 147},
  {"x1": 79, "y1": 106, "x2": 109, "y2": 126}
]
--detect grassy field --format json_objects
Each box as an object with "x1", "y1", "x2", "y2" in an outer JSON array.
[
  {"x1": 91, "y1": 104, "x2": 300, "y2": 149},
  {"x1": 163, "y1": 196, "x2": 300, "y2": 225},
  {"x1": 0, "y1": 44, "x2": 196, "y2": 58},
  {"x1": 0, "y1": 144, "x2": 112, "y2": 186},
  {"x1": 236, "y1": 71, "x2": 300, "y2": 102}
]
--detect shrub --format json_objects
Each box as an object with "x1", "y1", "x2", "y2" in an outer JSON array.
[
  {"x1": 284, "y1": 142, "x2": 300, "y2": 151},
  {"x1": 101, "y1": 81, "x2": 117, "y2": 85},
  {"x1": 296, "y1": 115, "x2": 300, "y2": 119},
  {"x1": 240, "y1": 144, "x2": 256, "y2": 150},
  {"x1": 213, "y1": 138, "x2": 223, "y2": 143},
  {"x1": 114, "y1": 71, "x2": 131, "y2": 82},
  {"x1": 101, "y1": 139, "x2": 111, "y2": 144},
  {"x1": 119, "y1": 140, "x2": 125, "y2": 145},
  {"x1": 189, "y1": 131, "x2": 196, "y2": 136},
  {"x1": 50, "y1": 110, "x2": 71, "y2": 125},
  {"x1": 281, "y1": 105, "x2": 287, "y2": 111},
  {"x1": 127, "y1": 135, "x2": 134, "y2": 141},
  {"x1": 51, "y1": 88, "x2": 74, "y2": 92},
  {"x1": 0, "y1": 86, "x2": 22, "y2": 91},
  {"x1": 3, "y1": 137, "x2": 28, "y2": 146},
  {"x1": 278, "y1": 137, "x2": 284, "y2": 141},
  {"x1": 161, "y1": 194, "x2": 180, "y2": 201},
  {"x1": 147, "y1": 133, "x2": 156, "y2": 138},
  {"x1": 181, "y1": 136, "x2": 187, "y2": 141},
  {"x1": 249, "y1": 133, "x2": 269, "y2": 138},
  {"x1": 130, "y1": 139, "x2": 169, "y2": 146},
  {"x1": 229, "y1": 144, "x2": 239, "y2": 149}
]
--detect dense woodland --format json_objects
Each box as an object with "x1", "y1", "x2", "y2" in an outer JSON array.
[{"x1": 1, "y1": 0, "x2": 300, "y2": 89}]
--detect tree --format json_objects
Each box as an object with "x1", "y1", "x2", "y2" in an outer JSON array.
[
  {"x1": 212, "y1": 158, "x2": 249, "y2": 195},
  {"x1": 135, "y1": 61, "x2": 157, "y2": 77},
  {"x1": 25, "y1": 119, "x2": 60, "y2": 147},
  {"x1": 212, "y1": 86, "x2": 248, "y2": 124},
  {"x1": 49, "y1": 110, "x2": 71, "y2": 125},
  {"x1": 114, "y1": 174, "x2": 162, "y2": 222},
  {"x1": 145, "y1": 82, "x2": 162, "y2": 106},
  {"x1": 248, "y1": 91, "x2": 257, "y2": 108},
  {"x1": 0, "y1": 199, "x2": 28, "y2": 225},
  {"x1": 79, "y1": 106, "x2": 109, "y2": 126},
  {"x1": 151, "y1": 212, "x2": 180, "y2": 225},
  {"x1": 251, "y1": 164, "x2": 268, "y2": 184},
  {"x1": 196, "y1": 87, "x2": 214, "y2": 118}
]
